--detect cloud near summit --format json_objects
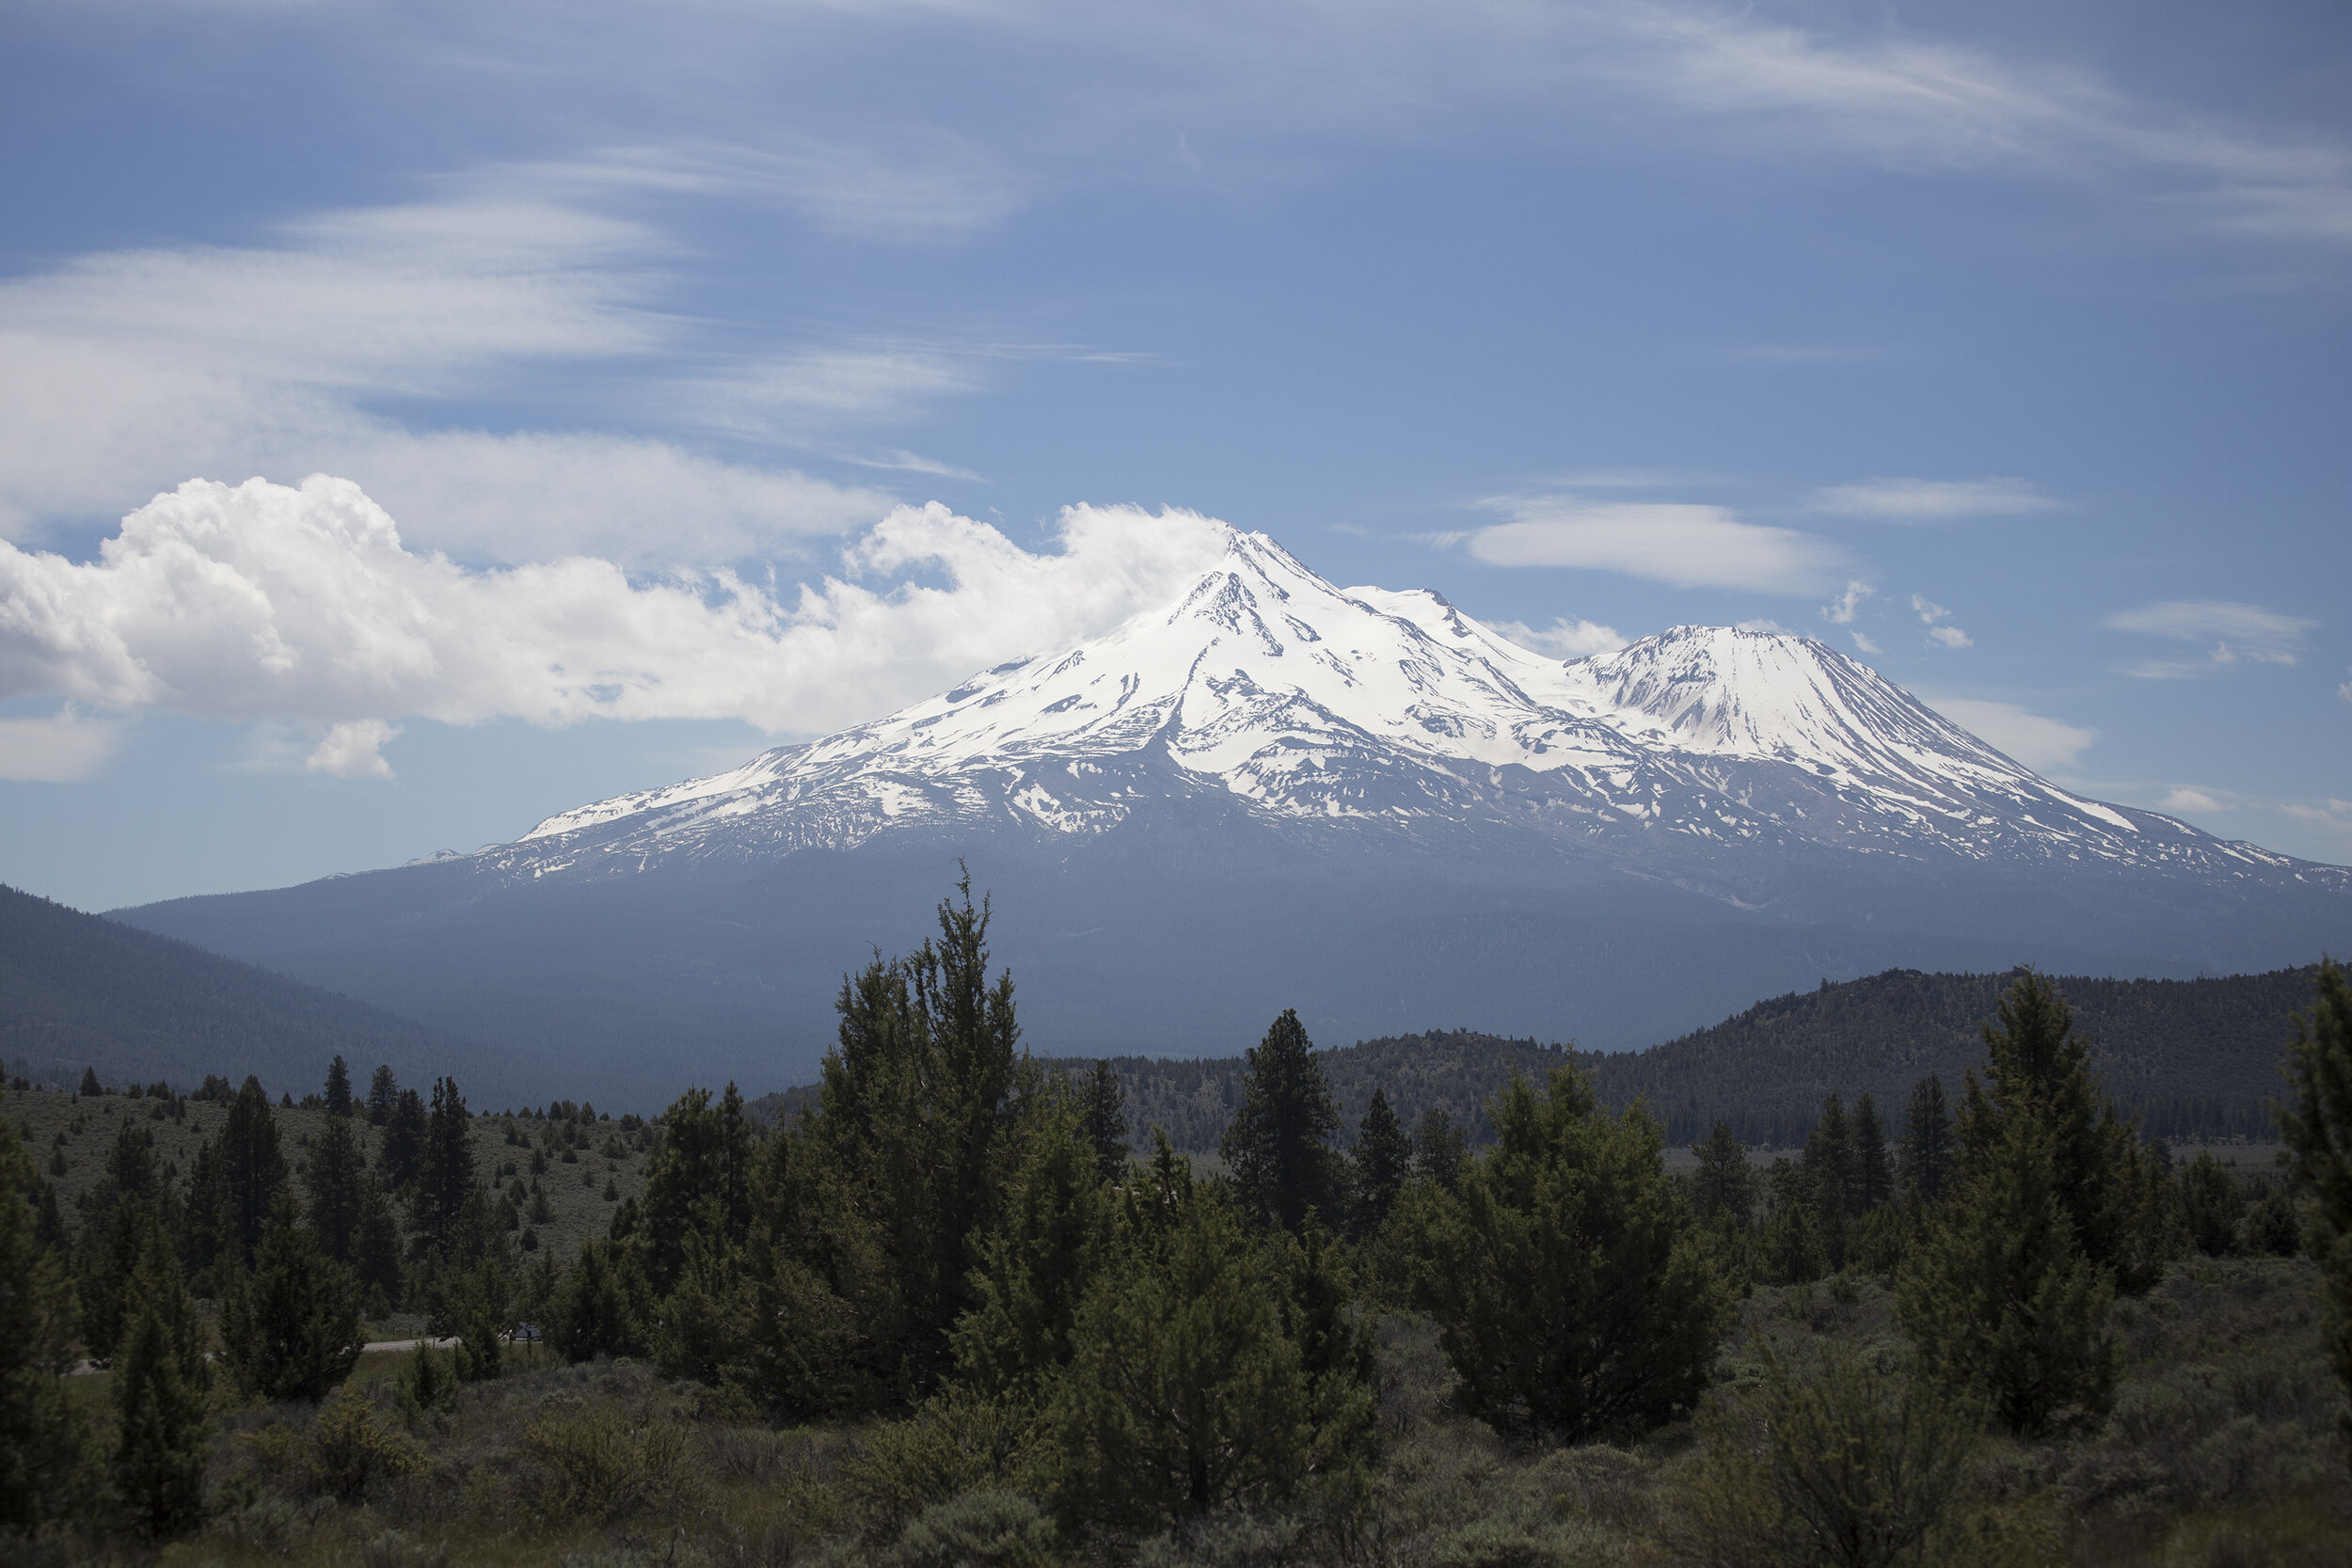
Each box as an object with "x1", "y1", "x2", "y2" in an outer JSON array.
[{"x1": 0, "y1": 479, "x2": 1232, "y2": 775}]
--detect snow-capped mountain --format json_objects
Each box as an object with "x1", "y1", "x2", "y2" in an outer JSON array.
[
  {"x1": 497, "y1": 528, "x2": 2261, "y2": 887},
  {"x1": 118, "y1": 528, "x2": 2351, "y2": 1109}
]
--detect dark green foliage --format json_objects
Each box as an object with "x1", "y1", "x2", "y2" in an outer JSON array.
[
  {"x1": 1047, "y1": 1143, "x2": 1346, "y2": 1532},
  {"x1": 1413, "y1": 1105, "x2": 1467, "y2": 1192},
  {"x1": 2179, "y1": 1151, "x2": 2244, "y2": 1258},
  {"x1": 366, "y1": 1063, "x2": 397, "y2": 1126},
  {"x1": 111, "y1": 1236, "x2": 209, "y2": 1539},
  {"x1": 952, "y1": 1090, "x2": 1103, "y2": 1401},
  {"x1": 325, "y1": 1054, "x2": 352, "y2": 1117},
  {"x1": 411, "y1": 1075, "x2": 477, "y2": 1255},
  {"x1": 80, "y1": 1066, "x2": 103, "y2": 1097},
  {"x1": 353, "y1": 1173, "x2": 405, "y2": 1312},
  {"x1": 1897, "y1": 1111, "x2": 2117, "y2": 1434},
  {"x1": 305, "y1": 1110, "x2": 366, "y2": 1264},
  {"x1": 381, "y1": 1086, "x2": 426, "y2": 1190},
  {"x1": 1959, "y1": 971, "x2": 2165, "y2": 1294},
  {"x1": 219, "y1": 1074, "x2": 289, "y2": 1261},
  {"x1": 2280, "y1": 956, "x2": 2352, "y2": 1451},
  {"x1": 74, "y1": 1115, "x2": 168, "y2": 1361},
  {"x1": 2245, "y1": 1184, "x2": 2303, "y2": 1258},
  {"x1": 637, "y1": 1082, "x2": 753, "y2": 1294},
  {"x1": 1221, "y1": 1009, "x2": 1342, "y2": 1234},
  {"x1": 1899, "y1": 1075, "x2": 1953, "y2": 1203},
  {"x1": 0, "y1": 1118, "x2": 92, "y2": 1533},
  {"x1": 219, "y1": 1190, "x2": 363, "y2": 1402},
  {"x1": 1689, "y1": 1119, "x2": 1758, "y2": 1233},
  {"x1": 1078, "y1": 1058, "x2": 1128, "y2": 1182},
  {"x1": 1851, "y1": 1093, "x2": 1892, "y2": 1210},
  {"x1": 1348, "y1": 1086, "x2": 1411, "y2": 1238},
  {"x1": 1404, "y1": 1066, "x2": 1734, "y2": 1440},
  {"x1": 549, "y1": 1239, "x2": 652, "y2": 1362},
  {"x1": 1802, "y1": 1094, "x2": 1857, "y2": 1269}
]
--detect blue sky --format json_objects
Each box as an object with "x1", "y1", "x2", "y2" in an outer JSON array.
[{"x1": 2, "y1": 0, "x2": 2348, "y2": 911}]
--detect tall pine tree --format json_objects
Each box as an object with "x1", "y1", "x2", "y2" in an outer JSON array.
[
  {"x1": 1348, "y1": 1086, "x2": 1412, "y2": 1238},
  {"x1": 1899, "y1": 1075, "x2": 1954, "y2": 1203},
  {"x1": 1689, "y1": 1119, "x2": 1758, "y2": 1233},
  {"x1": 219, "y1": 1192, "x2": 362, "y2": 1402},
  {"x1": 306, "y1": 1112, "x2": 367, "y2": 1265},
  {"x1": 2280, "y1": 957, "x2": 2352, "y2": 1450},
  {"x1": 112, "y1": 1234, "x2": 210, "y2": 1538},
  {"x1": 0, "y1": 1119, "x2": 91, "y2": 1531},
  {"x1": 324, "y1": 1055, "x2": 353, "y2": 1117},
  {"x1": 1852, "y1": 1093, "x2": 1893, "y2": 1211},
  {"x1": 1078, "y1": 1060, "x2": 1130, "y2": 1183},
  {"x1": 1221, "y1": 1009, "x2": 1342, "y2": 1234},
  {"x1": 366, "y1": 1064, "x2": 398, "y2": 1126},
  {"x1": 412, "y1": 1077, "x2": 478, "y2": 1257},
  {"x1": 219, "y1": 1076, "x2": 288, "y2": 1263}
]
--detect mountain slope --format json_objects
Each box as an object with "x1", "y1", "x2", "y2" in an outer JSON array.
[
  {"x1": 0, "y1": 882, "x2": 504, "y2": 1101},
  {"x1": 114, "y1": 529, "x2": 2352, "y2": 1109}
]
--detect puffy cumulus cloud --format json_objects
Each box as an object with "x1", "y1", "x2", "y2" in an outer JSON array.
[
  {"x1": 0, "y1": 478, "x2": 1233, "y2": 761},
  {"x1": 1464, "y1": 498, "x2": 1844, "y2": 594},
  {"x1": 1912, "y1": 594, "x2": 1973, "y2": 649},
  {"x1": 1811, "y1": 478, "x2": 2058, "y2": 521},
  {"x1": 1921, "y1": 697, "x2": 2096, "y2": 773},
  {"x1": 2159, "y1": 785, "x2": 2225, "y2": 815},
  {"x1": 0, "y1": 706, "x2": 123, "y2": 783},
  {"x1": 1490, "y1": 616, "x2": 1627, "y2": 659},
  {"x1": 2103, "y1": 599, "x2": 2315, "y2": 676}
]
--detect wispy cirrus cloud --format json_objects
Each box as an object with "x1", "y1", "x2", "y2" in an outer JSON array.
[
  {"x1": 1911, "y1": 594, "x2": 1973, "y2": 650},
  {"x1": 1461, "y1": 496, "x2": 1845, "y2": 594},
  {"x1": 1920, "y1": 695, "x2": 2095, "y2": 772},
  {"x1": 1812, "y1": 477, "x2": 2059, "y2": 521},
  {"x1": 1490, "y1": 616, "x2": 1628, "y2": 659},
  {"x1": 2103, "y1": 598, "x2": 2314, "y2": 676}
]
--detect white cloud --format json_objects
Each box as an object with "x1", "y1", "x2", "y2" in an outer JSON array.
[
  {"x1": 1922, "y1": 697, "x2": 2096, "y2": 772},
  {"x1": 0, "y1": 476, "x2": 1232, "y2": 743},
  {"x1": 2103, "y1": 598, "x2": 2314, "y2": 676},
  {"x1": 2341, "y1": 673, "x2": 2352, "y2": 705},
  {"x1": 1820, "y1": 579, "x2": 1872, "y2": 624},
  {"x1": 1812, "y1": 478, "x2": 2058, "y2": 521},
  {"x1": 1735, "y1": 619, "x2": 1789, "y2": 634},
  {"x1": 1464, "y1": 497, "x2": 1844, "y2": 594},
  {"x1": 1925, "y1": 625, "x2": 1974, "y2": 650},
  {"x1": 307, "y1": 720, "x2": 401, "y2": 781},
  {"x1": 1911, "y1": 594, "x2": 1972, "y2": 649},
  {"x1": 2159, "y1": 786, "x2": 2224, "y2": 815},
  {"x1": 1490, "y1": 616, "x2": 1628, "y2": 658},
  {"x1": 0, "y1": 197, "x2": 946, "y2": 561},
  {"x1": 1851, "y1": 631, "x2": 1882, "y2": 655},
  {"x1": 0, "y1": 706, "x2": 123, "y2": 783}
]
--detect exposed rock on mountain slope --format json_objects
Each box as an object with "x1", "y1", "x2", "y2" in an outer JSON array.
[{"x1": 118, "y1": 528, "x2": 2351, "y2": 1109}]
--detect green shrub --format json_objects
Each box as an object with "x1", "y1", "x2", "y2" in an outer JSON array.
[
  {"x1": 308, "y1": 1385, "x2": 427, "y2": 1503},
  {"x1": 892, "y1": 1488, "x2": 1060, "y2": 1568},
  {"x1": 519, "y1": 1401, "x2": 704, "y2": 1525}
]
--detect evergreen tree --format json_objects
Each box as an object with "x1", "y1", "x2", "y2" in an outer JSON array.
[
  {"x1": 1405, "y1": 1068, "x2": 1733, "y2": 1440},
  {"x1": 0, "y1": 1120, "x2": 92, "y2": 1532},
  {"x1": 1689, "y1": 1119, "x2": 1758, "y2": 1233},
  {"x1": 306, "y1": 1112, "x2": 367, "y2": 1264},
  {"x1": 1048, "y1": 1147, "x2": 1321, "y2": 1532},
  {"x1": 1896, "y1": 1112, "x2": 2116, "y2": 1434},
  {"x1": 412, "y1": 1076, "x2": 477, "y2": 1256},
  {"x1": 381, "y1": 1086, "x2": 427, "y2": 1190},
  {"x1": 1802, "y1": 1095, "x2": 1855, "y2": 1269},
  {"x1": 219, "y1": 1191, "x2": 362, "y2": 1402},
  {"x1": 1349, "y1": 1086, "x2": 1413, "y2": 1238},
  {"x1": 1960, "y1": 971, "x2": 2163, "y2": 1293},
  {"x1": 74, "y1": 1117, "x2": 168, "y2": 1361},
  {"x1": 1852, "y1": 1093, "x2": 1893, "y2": 1211},
  {"x1": 353, "y1": 1173, "x2": 405, "y2": 1313},
  {"x1": 548, "y1": 1239, "x2": 652, "y2": 1363},
  {"x1": 2279, "y1": 957, "x2": 2352, "y2": 1449},
  {"x1": 638, "y1": 1082, "x2": 754, "y2": 1294},
  {"x1": 1899, "y1": 1076, "x2": 1954, "y2": 1204},
  {"x1": 219, "y1": 1075, "x2": 289, "y2": 1262},
  {"x1": 325, "y1": 1055, "x2": 353, "y2": 1117},
  {"x1": 1413, "y1": 1106, "x2": 1468, "y2": 1192},
  {"x1": 111, "y1": 1236, "x2": 209, "y2": 1539},
  {"x1": 2177, "y1": 1152, "x2": 2242, "y2": 1258},
  {"x1": 1221, "y1": 1009, "x2": 1342, "y2": 1234},
  {"x1": 953, "y1": 1091, "x2": 1103, "y2": 1401},
  {"x1": 366, "y1": 1064, "x2": 398, "y2": 1126},
  {"x1": 79, "y1": 1066, "x2": 104, "y2": 1097},
  {"x1": 1078, "y1": 1059, "x2": 1129, "y2": 1183}
]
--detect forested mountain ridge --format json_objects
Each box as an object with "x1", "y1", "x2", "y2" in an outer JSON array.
[
  {"x1": 0, "y1": 883, "x2": 503, "y2": 1101},
  {"x1": 1101, "y1": 965, "x2": 2319, "y2": 1152}
]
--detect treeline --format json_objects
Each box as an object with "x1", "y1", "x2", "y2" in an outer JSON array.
[{"x1": 8, "y1": 872, "x2": 2349, "y2": 1559}]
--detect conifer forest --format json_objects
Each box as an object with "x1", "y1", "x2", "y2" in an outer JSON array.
[{"x1": 6, "y1": 882, "x2": 2352, "y2": 1566}]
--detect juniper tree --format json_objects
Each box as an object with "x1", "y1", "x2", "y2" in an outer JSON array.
[
  {"x1": 1899, "y1": 1076, "x2": 1954, "y2": 1204},
  {"x1": 324, "y1": 1055, "x2": 353, "y2": 1118},
  {"x1": 638, "y1": 1082, "x2": 754, "y2": 1294},
  {"x1": 1349, "y1": 1085, "x2": 1413, "y2": 1237},
  {"x1": 112, "y1": 1235, "x2": 209, "y2": 1538},
  {"x1": 953, "y1": 1090, "x2": 1103, "y2": 1400},
  {"x1": 1690, "y1": 1119, "x2": 1758, "y2": 1233},
  {"x1": 366, "y1": 1064, "x2": 398, "y2": 1126},
  {"x1": 1406, "y1": 1067, "x2": 1733, "y2": 1440},
  {"x1": 219, "y1": 1191, "x2": 363, "y2": 1402},
  {"x1": 219, "y1": 1075, "x2": 289, "y2": 1262},
  {"x1": 1222, "y1": 1008, "x2": 1342, "y2": 1234},
  {"x1": 306, "y1": 1111, "x2": 367, "y2": 1265},
  {"x1": 2279, "y1": 957, "x2": 2352, "y2": 1449},
  {"x1": 1413, "y1": 1106, "x2": 1469, "y2": 1192},
  {"x1": 1078, "y1": 1059, "x2": 1129, "y2": 1183}
]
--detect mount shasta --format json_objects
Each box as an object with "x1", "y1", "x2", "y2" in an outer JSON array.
[{"x1": 119, "y1": 530, "x2": 2352, "y2": 1108}]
